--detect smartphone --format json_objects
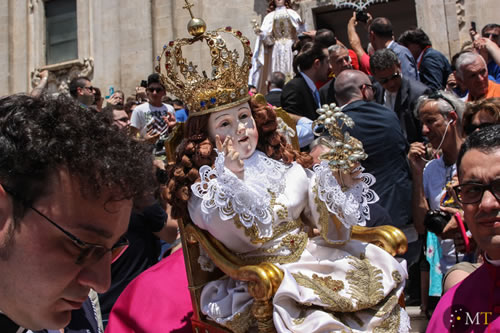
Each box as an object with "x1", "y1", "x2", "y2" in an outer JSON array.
[
  {"x1": 356, "y1": 11, "x2": 369, "y2": 24},
  {"x1": 455, "y1": 212, "x2": 471, "y2": 253},
  {"x1": 470, "y1": 21, "x2": 477, "y2": 33}
]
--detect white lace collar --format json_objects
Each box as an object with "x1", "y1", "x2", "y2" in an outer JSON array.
[{"x1": 243, "y1": 151, "x2": 290, "y2": 195}]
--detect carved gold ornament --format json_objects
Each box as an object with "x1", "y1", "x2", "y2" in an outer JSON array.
[
  {"x1": 156, "y1": 0, "x2": 253, "y2": 116},
  {"x1": 312, "y1": 103, "x2": 368, "y2": 173}
]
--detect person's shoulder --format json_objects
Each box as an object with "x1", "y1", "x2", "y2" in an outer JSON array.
[
  {"x1": 423, "y1": 157, "x2": 444, "y2": 178},
  {"x1": 405, "y1": 76, "x2": 431, "y2": 94},
  {"x1": 319, "y1": 79, "x2": 333, "y2": 94},
  {"x1": 133, "y1": 102, "x2": 149, "y2": 112}
]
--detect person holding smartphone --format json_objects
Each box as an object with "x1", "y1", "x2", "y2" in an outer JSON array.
[{"x1": 130, "y1": 73, "x2": 176, "y2": 144}]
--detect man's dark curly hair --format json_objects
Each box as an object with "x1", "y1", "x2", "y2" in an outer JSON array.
[
  {"x1": 398, "y1": 28, "x2": 432, "y2": 49},
  {"x1": 0, "y1": 94, "x2": 156, "y2": 222},
  {"x1": 457, "y1": 124, "x2": 500, "y2": 177},
  {"x1": 369, "y1": 48, "x2": 400, "y2": 74}
]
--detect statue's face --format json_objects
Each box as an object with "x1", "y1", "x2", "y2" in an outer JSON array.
[
  {"x1": 208, "y1": 102, "x2": 258, "y2": 160},
  {"x1": 275, "y1": 0, "x2": 286, "y2": 7}
]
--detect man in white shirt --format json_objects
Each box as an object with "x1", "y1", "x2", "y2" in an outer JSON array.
[{"x1": 130, "y1": 73, "x2": 176, "y2": 141}]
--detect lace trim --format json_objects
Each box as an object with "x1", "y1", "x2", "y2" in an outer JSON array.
[
  {"x1": 398, "y1": 307, "x2": 411, "y2": 333},
  {"x1": 191, "y1": 151, "x2": 289, "y2": 238},
  {"x1": 313, "y1": 162, "x2": 378, "y2": 228}
]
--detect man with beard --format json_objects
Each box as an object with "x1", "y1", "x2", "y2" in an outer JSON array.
[{"x1": 68, "y1": 76, "x2": 96, "y2": 109}]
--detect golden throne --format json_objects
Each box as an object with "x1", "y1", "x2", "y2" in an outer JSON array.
[{"x1": 164, "y1": 109, "x2": 408, "y2": 333}]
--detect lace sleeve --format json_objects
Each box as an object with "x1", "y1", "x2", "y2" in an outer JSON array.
[
  {"x1": 190, "y1": 151, "x2": 274, "y2": 238},
  {"x1": 313, "y1": 161, "x2": 379, "y2": 229}
]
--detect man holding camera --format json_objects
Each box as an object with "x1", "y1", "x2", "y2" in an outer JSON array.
[
  {"x1": 427, "y1": 124, "x2": 500, "y2": 331},
  {"x1": 408, "y1": 91, "x2": 466, "y2": 308}
]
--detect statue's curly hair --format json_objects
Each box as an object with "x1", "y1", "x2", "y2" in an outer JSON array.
[
  {"x1": 267, "y1": 0, "x2": 292, "y2": 12},
  {"x1": 0, "y1": 94, "x2": 156, "y2": 223},
  {"x1": 167, "y1": 95, "x2": 312, "y2": 220}
]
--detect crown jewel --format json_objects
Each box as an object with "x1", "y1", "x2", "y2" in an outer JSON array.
[{"x1": 156, "y1": 1, "x2": 253, "y2": 116}]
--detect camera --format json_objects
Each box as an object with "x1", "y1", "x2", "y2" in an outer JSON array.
[
  {"x1": 424, "y1": 210, "x2": 452, "y2": 235},
  {"x1": 356, "y1": 11, "x2": 369, "y2": 24},
  {"x1": 140, "y1": 80, "x2": 148, "y2": 88}
]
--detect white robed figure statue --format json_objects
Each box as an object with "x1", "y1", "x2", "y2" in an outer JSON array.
[{"x1": 249, "y1": 0, "x2": 305, "y2": 93}]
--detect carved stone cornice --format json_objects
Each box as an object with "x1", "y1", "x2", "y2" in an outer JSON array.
[{"x1": 31, "y1": 57, "x2": 94, "y2": 95}]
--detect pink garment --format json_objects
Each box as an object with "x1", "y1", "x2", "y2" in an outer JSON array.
[
  {"x1": 426, "y1": 260, "x2": 500, "y2": 332},
  {"x1": 105, "y1": 249, "x2": 193, "y2": 333}
]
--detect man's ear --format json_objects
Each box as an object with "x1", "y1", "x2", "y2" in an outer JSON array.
[
  {"x1": 448, "y1": 110, "x2": 458, "y2": 124},
  {"x1": 0, "y1": 185, "x2": 14, "y2": 245}
]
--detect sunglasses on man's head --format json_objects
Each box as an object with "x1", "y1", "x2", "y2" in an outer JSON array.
[
  {"x1": 378, "y1": 72, "x2": 400, "y2": 85},
  {"x1": 428, "y1": 91, "x2": 456, "y2": 112}
]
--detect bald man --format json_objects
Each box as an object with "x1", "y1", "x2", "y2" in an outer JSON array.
[{"x1": 335, "y1": 70, "x2": 417, "y2": 264}]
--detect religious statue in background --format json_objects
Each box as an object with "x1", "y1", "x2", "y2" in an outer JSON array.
[{"x1": 249, "y1": 0, "x2": 305, "y2": 93}]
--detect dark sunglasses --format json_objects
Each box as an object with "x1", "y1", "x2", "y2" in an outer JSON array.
[
  {"x1": 483, "y1": 33, "x2": 499, "y2": 39},
  {"x1": 464, "y1": 122, "x2": 495, "y2": 136},
  {"x1": 378, "y1": 72, "x2": 400, "y2": 84},
  {"x1": 454, "y1": 179, "x2": 500, "y2": 204},
  {"x1": 147, "y1": 87, "x2": 165, "y2": 93},
  {"x1": 2, "y1": 186, "x2": 129, "y2": 266},
  {"x1": 83, "y1": 86, "x2": 94, "y2": 92}
]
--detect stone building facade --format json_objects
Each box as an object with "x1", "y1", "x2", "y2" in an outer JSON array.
[{"x1": 1, "y1": 0, "x2": 498, "y2": 98}]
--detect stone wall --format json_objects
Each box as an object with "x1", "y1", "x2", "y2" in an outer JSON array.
[{"x1": 0, "y1": 0, "x2": 497, "y2": 97}]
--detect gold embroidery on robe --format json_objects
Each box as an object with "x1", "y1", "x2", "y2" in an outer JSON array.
[
  {"x1": 345, "y1": 255, "x2": 385, "y2": 309},
  {"x1": 373, "y1": 305, "x2": 401, "y2": 333},
  {"x1": 222, "y1": 304, "x2": 253, "y2": 333}
]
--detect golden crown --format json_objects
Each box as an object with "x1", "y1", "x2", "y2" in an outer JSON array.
[{"x1": 155, "y1": 1, "x2": 253, "y2": 116}]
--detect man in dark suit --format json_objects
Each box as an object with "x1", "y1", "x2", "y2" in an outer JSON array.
[
  {"x1": 370, "y1": 48, "x2": 431, "y2": 143},
  {"x1": 335, "y1": 69, "x2": 412, "y2": 230},
  {"x1": 264, "y1": 71, "x2": 285, "y2": 107},
  {"x1": 281, "y1": 42, "x2": 331, "y2": 120},
  {"x1": 320, "y1": 44, "x2": 384, "y2": 106},
  {"x1": 319, "y1": 45, "x2": 352, "y2": 106},
  {"x1": 398, "y1": 28, "x2": 452, "y2": 91}
]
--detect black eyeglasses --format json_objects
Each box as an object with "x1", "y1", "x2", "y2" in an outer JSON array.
[
  {"x1": 483, "y1": 33, "x2": 499, "y2": 39},
  {"x1": 464, "y1": 122, "x2": 495, "y2": 136},
  {"x1": 428, "y1": 91, "x2": 456, "y2": 112},
  {"x1": 378, "y1": 72, "x2": 400, "y2": 84},
  {"x1": 453, "y1": 179, "x2": 500, "y2": 204},
  {"x1": 3, "y1": 186, "x2": 129, "y2": 266},
  {"x1": 147, "y1": 87, "x2": 165, "y2": 93}
]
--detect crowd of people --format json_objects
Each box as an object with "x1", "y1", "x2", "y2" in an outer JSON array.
[{"x1": 1, "y1": 1, "x2": 500, "y2": 332}]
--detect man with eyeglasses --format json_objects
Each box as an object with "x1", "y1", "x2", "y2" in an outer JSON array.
[
  {"x1": 370, "y1": 48, "x2": 431, "y2": 144},
  {"x1": 130, "y1": 73, "x2": 176, "y2": 142},
  {"x1": 408, "y1": 91, "x2": 466, "y2": 313},
  {"x1": 0, "y1": 94, "x2": 155, "y2": 332},
  {"x1": 68, "y1": 76, "x2": 95, "y2": 108},
  {"x1": 335, "y1": 70, "x2": 413, "y2": 230},
  {"x1": 427, "y1": 124, "x2": 500, "y2": 331}
]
